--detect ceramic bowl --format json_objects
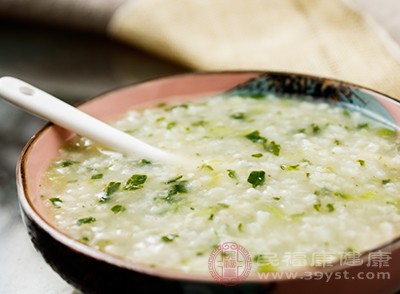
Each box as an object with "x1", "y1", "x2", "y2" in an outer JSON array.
[{"x1": 17, "y1": 72, "x2": 400, "y2": 293}]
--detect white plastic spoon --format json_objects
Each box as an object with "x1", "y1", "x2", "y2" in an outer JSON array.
[{"x1": 0, "y1": 76, "x2": 180, "y2": 163}]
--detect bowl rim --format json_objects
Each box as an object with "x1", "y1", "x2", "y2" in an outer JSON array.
[{"x1": 16, "y1": 70, "x2": 400, "y2": 283}]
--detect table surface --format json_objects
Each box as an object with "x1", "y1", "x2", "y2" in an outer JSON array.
[{"x1": 1, "y1": 1, "x2": 400, "y2": 293}]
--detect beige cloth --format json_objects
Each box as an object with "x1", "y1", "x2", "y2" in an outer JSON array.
[{"x1": 108, "y1": 0, "x2": 400, "y2": 98}]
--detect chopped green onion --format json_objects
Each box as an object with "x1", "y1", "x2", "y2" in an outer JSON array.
[
  {"x1": 99, "y1": 182, "x2": 121, "y2": 203},
  {"x1": 165, "y1": 175, "x2": 183, "y2": 184},
  {"x1": 60, "y1": 160, "x2": 77, "y2": 167},
  {"x1": 264, "y1": 141, "x2": 281, "y2": 156},
  {"x1": 49, "y1": 197, "x2": 63, "y2": 208},
  {"x1": 227, "y1": 169, "x2": 237, "y2": 179},
  {"x1": 77, "y1": 217, "x2": 96, "y2": 226},
  {"x1": 245, "y1": 130, "x2": 266, "y2": 143},
  {"x1": 124, "y1": 174, "x2": 147, "y2": 190},
  {"x1": 230, "y1": 112, "x2": 246, "y2": 120},
  {"x1": 280, "y1": 164, "x2": 299, "y2": 171},
  {"x1": 111, "y1": 205, "x2": 126, "y2": 214},
  {"x1": 326, "y1": 203, "x2": 335, "y2": 212},
  {"x1": 91, "y1": 173, "x2": 103, "y2": 180},
  {"x1": 200, "y1": 163, "x2": 214, "y2": 171},
  {"x1": 247, "y1": 171, "x2": 265, "y2": 188},
  {"x1": 161, "y1": 234, "x2": 179, "y2": 243}
]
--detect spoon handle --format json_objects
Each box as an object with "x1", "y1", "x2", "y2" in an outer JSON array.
[{"x1": 0, "y1": 76, "x2": 175, "y2": 163}]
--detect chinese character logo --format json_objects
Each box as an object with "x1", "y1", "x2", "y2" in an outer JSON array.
[{"x1": 208, "y1": 242, "x2": 252, "y2": 286}]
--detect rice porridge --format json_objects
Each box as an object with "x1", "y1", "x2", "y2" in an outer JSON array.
[{"x1": 41, "y1": 94, "x2": 400, "y2": 272}]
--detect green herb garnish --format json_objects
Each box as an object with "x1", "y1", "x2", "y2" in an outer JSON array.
[
  {"x1": 161, "y1": 234, "x2": 179, "y2": 243},
  {"x1": 77, "y1": 217, "x2": 96, "y2": 226},
  {"x1": 326, "y1": 203, "x2": 335, "y2": 212},
  {"x1": 167, "y1": 121, "x2": 177, "y2": 129},
  {"x1": 49, "y1": 197, "x2": 63, "y2": 208},
  {"x1": 111, "y1": 205, "x2": 126, "y2": 214},
  {"x1": 91, "y1": 173, "x2": 103, "y2": 180},
  {"x1": 252, "y1": 153, "x2": 263, "y2": 158},
  {"x1": 168, "y1": 181, "x2": 188, "y2": 196},
  {"x1": 311, "y1": 123, "x2": 321, "y2": 134},
  {"x1": 217, "y1": 203, "x2": 230, "y2": 209},
  {"x1": 382, "y1": 179, "x2": 391, "y2": 185},
  {"x1": 357, "y1": 159, "x2": 365, "y2": 166},
  {"x1": 60, "y1": 160, "x2": 77, "y2": 167},
  {"x1": 124, "y1": 174, "x2": 147, "y2": 190},
  {"x1": 245, "y1": 130, "x2": 266, "y2": 143},
  {"x1": 99, "y1": 182, "x2": 121, "y2": 203},
  {"x1": 158, "y1": 180, "x2": 189, "y2": 204},
  {"x1": 264, "y1": 141, "x2": 281, "y2": 156},
  {"x1": 192, "y1": 120, "x2": 207, "y2": 127},
  {"x1": 227, "y1": 169, "x2": 237, "y2": 179},
  {"x1": 313, "y1": 200, "x2": 321, "y2": 212},
  {"x1": 357, "y1": 123, "x2": 369, "y2": 129},
  {"x1": 165, "y1": 175, "x2": 183, "y2": 184},
  {"x1": 137, "y1": 159, "x2": 152, "y2": 166},
  {"x1": 201, "y1": 163, "x2": 214, "y2": 171},
  {"x1": 230, "y1": 112, "x2": 246, "y2": 120},
  {"x1": 247, "y1": 171, "x2": 265, "y2": 188},
  {"x1": 280, "y1": 164, "x2": 299, "y2": 171},
  {"x1": 377, "y1": 128, "x2": 396, "y2": 137},
  {"x1": 334, "y1": 192, "x2": 350, "y2": 200}
]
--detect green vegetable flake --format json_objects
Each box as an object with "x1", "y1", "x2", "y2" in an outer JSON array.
[
  {"x1": 357, "y1": 159, "x2": 365, "y2": 166},
  {"x1": 326, "y1": 203, "x2": 335, "y2": 212},
  {"x1": 357, "y1": 123, "x2": 369, "y2": 129},
  {"x1": 230, "y1": 112, "x2": 246, "y2": 120},
  {"x1": 280, "y1": 164, "x2": 299, "y2": 171},
  {"x1": 377, "y1": 128, "x2": 396, "y2": 137},
  {"x1": 60, "y1": 160, "x2": 77, "y2": 167},
  {"x1": 167, "y1": 121, "x2": 177, "y2": 129},
  {"x1": 311, "y1": 123, "x2": 321, "y2": 134},
  {"x1": 247, "y1": 171, "x2": 265, "y2": 188},
  {"x1": 245, "y1": 130, "x2": 266, "y2": 143},
  {"x1": 313, "y1": 201, "x2": 321, "y2": 212},
  {"x1": 158, "y1": 180, "x2": 189, "y2": 204},
  {"x1": 100, "y1": 182, "x2": 121, "y2": 203},
  {"x1": 137, "y1": 159, "x2": 152, "y2": 167},
  {"x1": 161, "y1": 234, "x2": 179, "y2": 243},
  {"x1": 124, "y1": 174, "x2": 147, "y2": 190},
  {"x1": 200, "y1": 163, "x2": 214, "y2": 171},
  {"x1": 111, "y1": 205, "x2": 126, "y2": 214},
  {"x1": 165, "y1": 175, "x2": 183, "y2": 184},
  {"x1": 227, "y1": 169, "x2": 237, "y2": 179},
  {"x1": 264, "y1": 141, "x2": 281, "y2": 156},
  {"x1": 168, "y1": 181, "x2": 188, "y2": 196},
  {"x1": 252, "y1": 153, "x2": 263, "y2": 158},
  {"x1": 76, "y1": 217, "x2": 96, "y2": 226},
  {"x1": 49, "y1": 197, "x2": 63, "y2": 208},
  {"x1": 91, "y1": 173, "x2": 103, "y2": 180}
]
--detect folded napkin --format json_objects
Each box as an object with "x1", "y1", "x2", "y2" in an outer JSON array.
[{"x1": 108, "y1": 0, "x2": 400, "y2": 98}]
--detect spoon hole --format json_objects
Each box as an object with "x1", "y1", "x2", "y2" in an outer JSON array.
[{"x1": 19, "y1": 85, "x2": 35, "y2": 96}]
